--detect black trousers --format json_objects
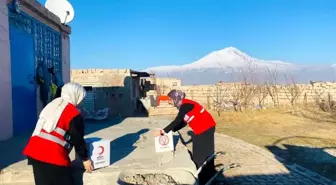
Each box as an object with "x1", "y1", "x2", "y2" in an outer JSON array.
[
  {"x1": 30, "y1": 158, "x2": 75, "y2": 185},
  {"x1": 192, "y1": 126, "x2": 217, "y2": 185}
]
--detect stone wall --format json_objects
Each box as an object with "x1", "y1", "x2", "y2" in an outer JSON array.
[
  {"x1": 71, "y1": 69, "x2": 140, "y2": 117},
  {"x1": 158, "y1": 82, "x2": 336, "y2": 110},
  {"x1": 143, "y1": 77, "x2": 182, "y2": 88},
  {"x1": 71, "y1": 69, "x2": 336, "y2": 115},
  {"x1": 71, "y1": 69, "x2": 130, "y2": 87}
]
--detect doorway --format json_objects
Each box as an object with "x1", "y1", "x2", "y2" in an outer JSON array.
[{"x1": 9, "y1": 23, "x2": 37, "y2": 136}]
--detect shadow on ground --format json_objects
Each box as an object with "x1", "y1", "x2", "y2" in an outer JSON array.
[
  {"x1": 266, "y1": 136, "x2": 336, "y2": 181},
  {"x1": 221, "y1": 137, "x2": 336, "y2": 184},
  {"x1": 0, "y1": 133, "x2": 31, "y2": 169},
  {"x1": 110, "y1": 128, "x2": 150, "y2": 165},
  {"x1": 72, "y1": 128, "x2": 150, "y2": 185},
  {"x1": 218, "y1": 173, "x2": 329, "y2": 185},
  {"x1": 0, "y1": 117, "x2": 126, "y2": 170},
  {"x1": 290, "y1": 108, "x2": 336, "y2": 124},
  {"x1": 84, "y1": 117, "x2": 126, "y2": 135},
  {"x1": 173, "y1": 135, "x2": 180, "y2": 150},
  {"x1": 179, "y1": 131, "x2": 336, "y2": 184},
  {"x1": 216, "y1": 161, "x2": 335, "y2": 185}
]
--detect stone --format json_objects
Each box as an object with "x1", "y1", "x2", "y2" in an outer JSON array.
[{"x1": 121, "y1": 173, "x2": 177, "y2": 185}]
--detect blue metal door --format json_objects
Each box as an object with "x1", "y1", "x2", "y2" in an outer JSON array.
[
  {"x1": 9, "y1": 24, "x2": 37, "y2": 135},
  {"x1": 8, "y1": 4, "x2": 62, "y2": 136}
]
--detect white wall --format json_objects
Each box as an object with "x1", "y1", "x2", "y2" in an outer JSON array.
[
  {"x1": 62, "y1": 34, "x2": 70, "y2": 83},
  {"x1": 0, "y1": 0, "x2": 13, "y2": 140}
]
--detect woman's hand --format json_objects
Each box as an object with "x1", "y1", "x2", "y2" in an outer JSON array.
[
  {"x1": 152, "y1": 129, "x2": 164, "y2": 137},
  {"x1": 83, "y1": 159, "x2": 93, "y2": 173}
]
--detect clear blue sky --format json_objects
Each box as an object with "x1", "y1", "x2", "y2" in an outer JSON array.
[{"x1": 40, "y1": 0, "x2": 336, "y2": 70}]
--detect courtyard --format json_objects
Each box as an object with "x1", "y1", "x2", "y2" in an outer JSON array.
[{"x1": 1, "y1": 112, "x2": 335, "y2": 185}]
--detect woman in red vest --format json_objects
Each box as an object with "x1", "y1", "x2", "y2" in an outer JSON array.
[
  {"x1": 23, "y1": 82, "x2": 93, "y2": 185},
  {"x1": 152, "y1": 89, "x2": 217, "y2": 185}
]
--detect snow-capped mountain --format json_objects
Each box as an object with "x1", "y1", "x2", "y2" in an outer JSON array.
[
  {"x1": 147, "y1": 47, "x2": 294, "y2": 71},
  {"x1": 144, "y1": 47, "x2": 336, "y2": 85}
]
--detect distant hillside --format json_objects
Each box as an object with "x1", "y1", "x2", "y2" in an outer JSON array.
[{"x1": 144, "y1": 47, "x2": 336, "y2": 84}]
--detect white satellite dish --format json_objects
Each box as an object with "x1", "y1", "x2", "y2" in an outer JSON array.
[{"x1": 45, "y1": 0, "x2": 75, "y2": 24}]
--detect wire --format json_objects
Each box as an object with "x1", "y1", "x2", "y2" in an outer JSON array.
[
  {"x1": 62, "y1": 11, "x2": 70, "y2": 25},
  {"x1": 0, "y1": 23, "x2": 8, "y2": 42}
]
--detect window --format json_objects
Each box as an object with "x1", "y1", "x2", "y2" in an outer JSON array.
[
  {"x1": 83, "y1": 86, "x2": 93, "y2": 91},
  {"x1": 172, "y1": 82, "x2": 178, "y2": 86}
]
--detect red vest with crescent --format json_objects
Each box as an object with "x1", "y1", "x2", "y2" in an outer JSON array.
[
  {"x1": 23, "y1": 103, "x2": 80, "y2": 167},
  {"x1": 181, "y1": 99, "x2": 216, "y2": 135}
]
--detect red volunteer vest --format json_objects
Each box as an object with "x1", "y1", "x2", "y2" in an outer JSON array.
[
  {"x1": 23, "y1": 103, "x2": 80, "y2": 167},
  {"x1": 181, "y1": 99, "x2": 216, "y2": 135}
]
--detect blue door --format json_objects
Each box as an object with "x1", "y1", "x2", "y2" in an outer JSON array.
[{"x1": 9, "y1": 25, "x2": 37, "y2": 136}]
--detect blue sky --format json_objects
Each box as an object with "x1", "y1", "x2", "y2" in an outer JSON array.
[{"x1": 40, "y1": 0, "x2": 336, "y2": 70}]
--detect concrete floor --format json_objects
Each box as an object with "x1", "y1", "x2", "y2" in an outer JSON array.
[
  {"x1": 0, "y1": 117, "x2": 197, "y2": 185},
  {"x1": 2, "y1": 116, "x2": 334, "y2": 185}
]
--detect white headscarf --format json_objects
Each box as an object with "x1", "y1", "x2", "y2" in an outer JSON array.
[{"x1": 32, "y1": 82, "x2": 86, "y2": 136}]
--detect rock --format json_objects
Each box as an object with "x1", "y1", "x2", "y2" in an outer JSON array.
[{"x1": 121, "y1": 173, "x2": 178, "y2": 185}]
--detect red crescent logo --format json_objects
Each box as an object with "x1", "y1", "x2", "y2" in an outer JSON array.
[
  {"x1": 159, "y1": 135, "x2": 170, "y2": 146},
  {"x1": 98, "y1": 146, "x2": 104, "y2": 155}
]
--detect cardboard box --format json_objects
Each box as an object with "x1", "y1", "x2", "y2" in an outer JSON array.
[
  {"x1": 154, "y1": 131, "x2": 174, "y2": 153},
  {"x1": 86, "y1": 138, "x2": 111, "y2": 169}
]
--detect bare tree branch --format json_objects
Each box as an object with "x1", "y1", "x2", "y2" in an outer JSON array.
[
  {"x1": 283, "y1": 73, "x2": 305, "y2": 109},
  {"x1": 265, "y1": 66, "x2": 279, "y2": 107},
  {"x1": 207, "y1": 83, "x2": 229, "y2": 116},
  {"x1": 236, "y1": 62, "x2": 258, "y2": 110},
  {"x1": 255, "y1": 82, "x2": 269, "y2": 108}
]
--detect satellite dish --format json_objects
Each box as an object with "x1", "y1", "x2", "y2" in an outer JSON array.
[{"x1": 45, "y1": 0, "x2": 75, "y2": 24}]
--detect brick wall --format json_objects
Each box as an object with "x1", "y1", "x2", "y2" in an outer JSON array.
[
  {"x1": 143, "y1": 77, "x2": 182, "y2": 88},
  {"x1": 71, "y1": 69, "x2": 336, "y2": 115},
  {"x1": 71, "y1": 69, "x2": 131, "y2": 87},
  {"x1": 157, "y1": 82, "x2": 336, "y2": 109},
  {"x1": 71, "y1": 69, "x2": 137, "y2": 117}
]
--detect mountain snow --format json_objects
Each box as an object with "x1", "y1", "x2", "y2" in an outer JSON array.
[
  {"x1": 145, "y1": 47, "x2": 295, "y2": 72},
  {"x1": 143, "y1": 47, "x2": 335, "y2": 85}
]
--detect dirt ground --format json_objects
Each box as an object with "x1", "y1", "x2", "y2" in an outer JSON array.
[{"x1": 213, "y1": 107, "x2": 336, "y2": 181}]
